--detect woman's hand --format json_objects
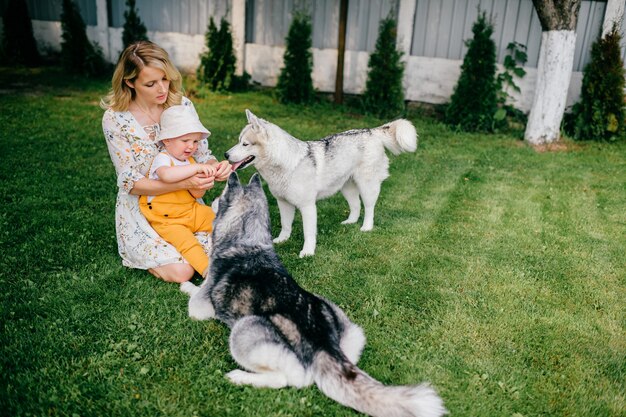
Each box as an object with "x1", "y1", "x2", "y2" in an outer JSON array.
[{"x1": 213, "y1": 160, "x2": 233, "y2": 181}]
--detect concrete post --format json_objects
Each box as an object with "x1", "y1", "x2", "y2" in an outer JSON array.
[
  {"x1": 397, "y1": 0, "x2": 417, "y2": 56},
  {"x1": 602, "y1": 0, "x2": 625, "y2": 38},
  {"x1": 231, "y1": 0, "x2": 246, "y2": 75},
  {"x1": 95, "y1": 0, "x2": 111, "y2": 62}
]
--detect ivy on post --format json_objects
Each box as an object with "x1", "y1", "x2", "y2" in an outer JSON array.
[{"x1": 494, "y1": 41, "x2": 528, "y2": 129}]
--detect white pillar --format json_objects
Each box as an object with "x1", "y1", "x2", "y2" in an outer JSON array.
[
  {"x1": 397, "y1": 0, "x2": 417, "y2": 56},
  {"x1": 524, "y1": 30, "x2": 577, "y2": 145},
  {"x1": 602, "y1": 0, "x2": 625, "y2": 38},
  {"x1": 231, "y1": 0, "x2": 246, "y2": 76},
  {"x1": 95, "y1": 0, "x2": 111, "y2": 62}
]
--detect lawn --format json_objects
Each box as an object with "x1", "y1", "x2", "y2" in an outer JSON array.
[{"x1": 0, "y1": 67, "x2": 624, "y2": 417}]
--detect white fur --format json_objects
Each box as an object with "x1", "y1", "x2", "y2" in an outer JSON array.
[
  {"x1": 225, "y1": 110, "x2": 418, "y2": 257},
  {"x1": 340, "y1": 323, "x2": 366, "y2": 364},
  {"x1": 225, "y1": 369, "x2": 289, "y2": 388},
  {"x1": 179, "y1": 281, "x2": 199, "y2": 296},
  {"x1": 228, "y1": 335, "x2": 314, "y2": 388},
  {"x1": 187, "y1": 280, "x2": 216, "y2": 321}
]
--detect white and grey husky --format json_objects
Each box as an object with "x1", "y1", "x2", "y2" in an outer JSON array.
[
  {"x1": 225, "y1": 110, "x2": 418, "y2": 257},
  {"x1": 183, "y1": 173, "x2": 446, "y2": 417}
]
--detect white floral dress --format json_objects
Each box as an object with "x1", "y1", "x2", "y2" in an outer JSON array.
[{"x1": 102, "y1": 97, "x2": 216, "y2": 270}]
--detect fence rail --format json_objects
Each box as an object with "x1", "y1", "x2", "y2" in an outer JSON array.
[
  {"x1": 2, "y1": 0, "x2": 625, "y2": 73},
  {"x1": 0, "y1": 0, "x2": 626, "y2": 112}
]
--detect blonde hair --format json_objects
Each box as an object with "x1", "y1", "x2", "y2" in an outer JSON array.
[{"x1": 100, "y1": 41, "x2": 183, "y2": 111}]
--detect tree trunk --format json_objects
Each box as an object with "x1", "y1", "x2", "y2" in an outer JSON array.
[
  {"x1": 334, "y1": 0, "x2": 349, "y2": 104},
  {"x1": 525, "y1": 0, "x2": 581, "y2": 145},
  {"x1": 532, "y1": 0, "x2": 580, "y2": 30}
]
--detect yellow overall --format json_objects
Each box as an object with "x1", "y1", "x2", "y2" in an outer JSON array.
[{"x1": 139, "y1": 156, "x2": 215, "y2": 275}]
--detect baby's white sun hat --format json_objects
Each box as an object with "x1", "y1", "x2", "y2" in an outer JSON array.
[{"x1": 158, "y1": 104, "x2": 210, "y2": 141}]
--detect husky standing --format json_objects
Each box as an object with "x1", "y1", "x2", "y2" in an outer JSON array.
[
  {"x1": 225, "y1": 110, "x2": 418, "y2": 257},
  {"x1": 183, "y1": 173, "x2": 446, "y2": 417}
]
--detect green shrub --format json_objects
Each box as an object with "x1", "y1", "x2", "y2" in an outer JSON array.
[
  {"x1": 276, "y1": 12, "x2": 315, "y2": 104},
  {"x1": 494, "y1": 41, "x2": 527, "y2": 129},
  {"x1": 197, "y1": 17, "x2": 249, "y2": 92},
  {"x1": 361, "y1": 16, "x2": 405, "y2": 119},
  {"x1": 445, "y1": 11, "x2": 498, "y2": 132},
  {"x1": 569, "y1": 25, "x2": 625, "y2": 141},
  {"x1": 122, "y1": 0, "x2": 149, "y2": 49},
  {"x1": 1, "y1": 0, "x2": 40, "y2": 66},
  {"x1": 60, "y1": 0, "x2": 107, "y2": 77}
]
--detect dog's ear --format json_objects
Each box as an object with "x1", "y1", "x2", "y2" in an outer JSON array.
[
  {"x1": 227, "y1": 171, "x2": 242, "y2": 190},
  {"x1": 247, "y1": 173, "x2": 268, "y2": 206},
  {"x1": 248, "y1": 173, "x2": 263, "y2": 190},
  {"x1": 245, "y1": 109, "x2": 264, "y2": 132},
  {"x1": 216, "y1": 172, "x2": 241, "y2": 213},
  {"x1": 221, "y1": 172, "x2": 243, "y2": 206},
  {"x1": 245, "y1": 109, "x2": 256, "y2": 123}
]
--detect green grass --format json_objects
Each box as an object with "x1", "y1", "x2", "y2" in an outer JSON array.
[{"x1": 1, "y1": 67, "x2": 625, "y2": 417}]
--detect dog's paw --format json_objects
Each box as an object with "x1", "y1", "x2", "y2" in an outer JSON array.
[
  {"x1": 180, "y1": 281, "x2": 198, "y2": 296},
  {"x1": 273, "y1": 235, "x2": 290, "y2": 244},
  {"x1": 225, "y1": 369, "x2": 251, "y2": 385},
  {"x1": 299, "y1": 249, "x2": 315, "y2": 258},
  {"x1": 188, "y1": 297, "x2": 215, "y2": 320},
  {"x1": 360, "y1": 224, "x2": 373, "y2": 232},
  {"x1": 341, "y1": 218, "x2": 358, "y2": 225}
]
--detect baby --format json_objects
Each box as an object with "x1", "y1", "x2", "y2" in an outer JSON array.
[{"x1": 139, "y1": 105, "x2": 230, "y2": 277}]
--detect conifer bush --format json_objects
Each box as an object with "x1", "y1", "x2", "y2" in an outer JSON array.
[
  {"x1": 276, "y1": 12, "x2": 315, "y2": 104},
  {"x1": 361, "y1": 16, "x2": 405, "y2": 119},
  {"x1": 1, "y1": 0, "x2": 40, "y2": 66},
  {"x1": 60, "y1": 0, "x2": 107, "y2": 77},
  {"x1": 445, "y1": 11, "x2": 498, "y2": 132},
  {"x1": 569, "y1": 25, "x2": 625, "y2": 141},
  {"x1": 197, "y1": 17, "x2": 249, "y2": 92},
  {"x1": 122, "y1": 0, "x2": 149, "y2": 49}
]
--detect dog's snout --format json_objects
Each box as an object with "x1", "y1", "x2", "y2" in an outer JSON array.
[{"x1": 224, "y1": 151, "x2": 230, "y2": 160}]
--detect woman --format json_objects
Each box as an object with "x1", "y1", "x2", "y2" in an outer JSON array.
[{"x1": 101, "y1": 41, "x2": 230, "y2": 283}]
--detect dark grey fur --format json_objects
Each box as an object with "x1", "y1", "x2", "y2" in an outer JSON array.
[
  {"x1": 186, "y1": 173, "x2": 446, "y2": 417},
  {"x1": 194, "y1": 173, "x2": 352, "y2": 367}
]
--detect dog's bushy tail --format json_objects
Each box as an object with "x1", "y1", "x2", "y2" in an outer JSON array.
[
  {"x1": 313, "y1": 350, "x2": 446, "y2": 417},
  {"x1": 379, "y1": 119, "x2": 418, "y2": 155}
]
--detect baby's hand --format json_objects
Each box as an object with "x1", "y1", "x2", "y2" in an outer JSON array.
[
  {"x1": 196, "y1": 163, "x2": 217, "y2": 178},
  {"x1": 214, "y1": 160, "x2": 233, "y2": 181}
]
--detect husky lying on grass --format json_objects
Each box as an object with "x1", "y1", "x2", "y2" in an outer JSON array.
[
  {"x1": 225, "y1": 110, "x2": 418, "y2": 257},
  {"x1": 182, "y1": 173, "x2": 446, "y2": 417}
]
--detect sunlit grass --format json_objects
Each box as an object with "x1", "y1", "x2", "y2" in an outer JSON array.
[{"x1": 1, "y1": 67, "x2": 624, "y2": 417}]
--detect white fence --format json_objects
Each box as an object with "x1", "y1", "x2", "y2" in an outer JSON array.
[{"x1": 2, "y1": 0, "x2": 625, "y2": 112}]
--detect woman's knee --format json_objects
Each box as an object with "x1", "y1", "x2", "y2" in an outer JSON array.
[{"x1": 152, "y1": 263, "x2": 195, "y2": 283}]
